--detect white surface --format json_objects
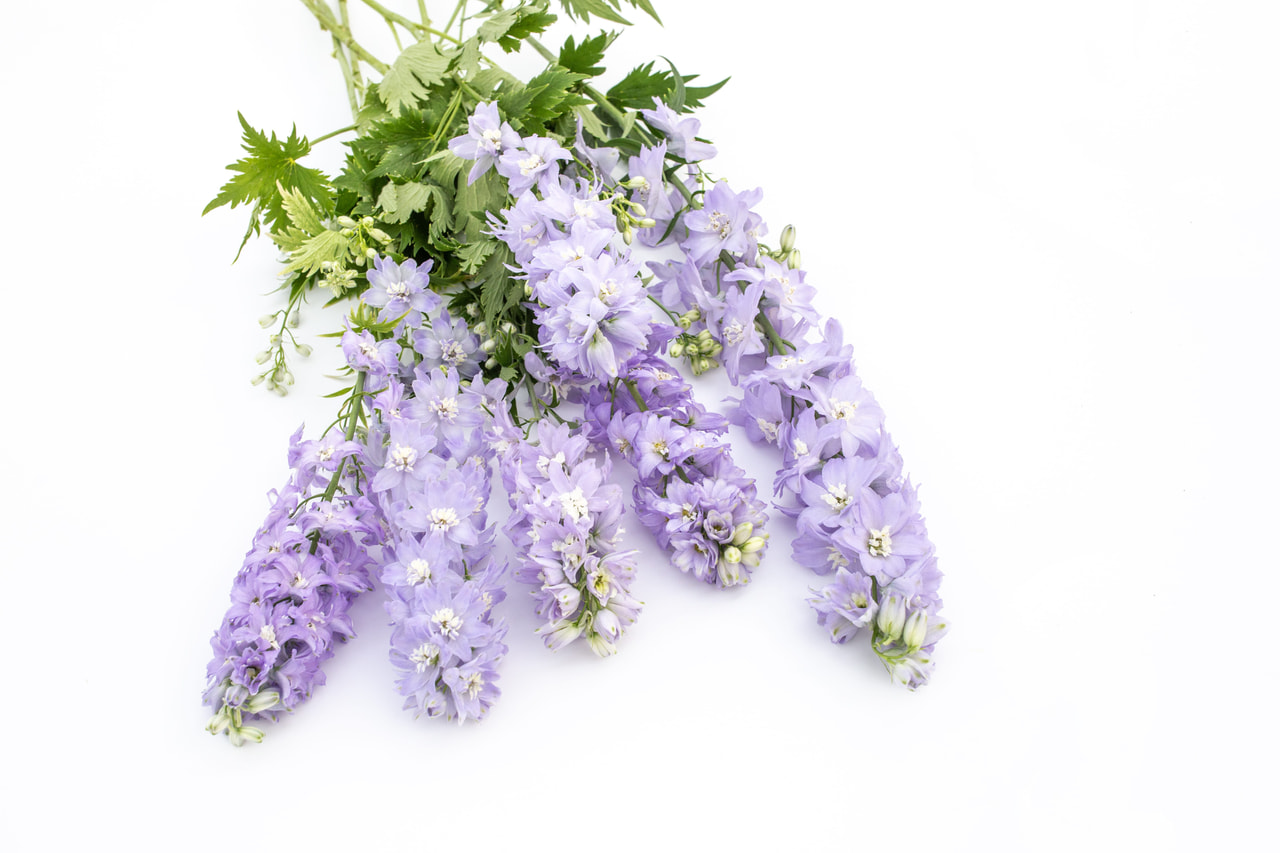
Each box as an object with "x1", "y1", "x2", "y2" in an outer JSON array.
[{"x1": 3, "y1": 1, "x2": 1276, "y2": 849}]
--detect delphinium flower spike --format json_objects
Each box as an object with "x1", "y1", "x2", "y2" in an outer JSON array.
[{"x1": 203, "y1": 420, "x2": 380, "y2": 744}]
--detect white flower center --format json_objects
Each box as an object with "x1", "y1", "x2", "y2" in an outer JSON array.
[
  {"x1": 650, "y1": 439, "x2": 669, "y2": 459},
  {"x1": 821, "y1": 483, "x2": 851, "y2": 511},
  {"x1": 560, "y1": 486, "x2": 590, "y2": 521},
  {"x1": 482, "y1": 127, "x2": 502, "y2": 145},
  {"x1": 709, "y1": 210, "x2": 731, "y2": 238},
  {"x1": 518, "y1": 154, "x2": 545, "y2": 176},
  {"x1": 359, "y1": 342, "x2": 379, "y2": 359},
  {"x1": 290, "y1": 571, "x2": 309, "y2": 588},
  {"x1": 405, "y1": 558, "x2": 431, "y2": 585},
  {"x1": 389, "y1": 444, "x2": 417, "y2": 471},
  {"x1": 794, "y1": 438, "x2": 809, "y2": 456},
  {"x1": 317, "y1": 446, "x2": 335, "y2": 462},
  {"x1": 829, "y1": 399, "x2": 857, "y2": 420},
  {"x1": 410, "y1": 643, "x2": 440, "y2": 672},
  {"x1": 723, "y1": 320, "x2": 746, "y2": 346},
  {"x1": 386, "y1": 280, "x2": 409, "y2": 299},
  {"x1": 259, "y1": 625, "x2": 278, "y2": 649},
  {"x1": 441, "y1": 340, "x2": 467, "y2": 365},
  {"x1": 756, "y1": 418, "x2": 780, "y2": 443},
  {"x1": 463, "y1": 671, "x2": 484, "y2": 699},
  {"x1": 431, "y1": 608, "x2": 463, "y2": 639},
  {"x1": 429, "y1": 507, "x2": 460, "y2": 532},
  {"x1": 536, "y1": 450, "x2": 566, "y2": 476},
  {"x1": 431, "y1": 396, "x2": 459, "y2": 421},
  {"x1": 867, "y1": 526, "x2": 893, "y2": 558}
]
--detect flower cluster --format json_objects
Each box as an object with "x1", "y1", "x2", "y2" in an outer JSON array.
[
  {"x1": 470, "y1": 110, "x2": 655, "y2": 385},
  {"x1": 352, "y1": 258, "x2": 512, "y2": 723},
  {"x1": 203, "y1": 426, "x2": 379, "y2": 744},
  {"x1": 624, "y1": 139, "x2": 948, "y2": 687},
  {"x1": 581, "y1": 353, "x2": 769, "y2": 588},
  {"x1": 500, "y1": 420, "x2": 641, "y2": 656}
]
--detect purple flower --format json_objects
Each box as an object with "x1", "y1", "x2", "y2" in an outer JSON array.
[
  {"x1": 448, "y1": 101, "x2": 522, "y2": 184},
  {"x1": 364, "y1": 255, "x2": 441, "y2": 326},
  {"x1": 640, "y1": 98, "x2": 717, "y2": 162}
]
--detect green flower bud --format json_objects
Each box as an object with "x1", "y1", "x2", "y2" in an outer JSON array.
[
  {"x1": 780, "y1": 224, "x2": 797, "y2": 254},
  {"x1": 622, "y1": 226, "x2": 635, "y2": 245},
  {"x1": 741, "y1": 534, "x2": 768, "y2": 554},
  {"x1": 876, "y1": 592, "x2": 907, "y2": 644},
  {"x1": 732, "y1": 522, "x2": 754, "y2": 546},
  {"x1": 788, "y1": 249, "x2": 802, "y2": 270},
  {"x1": 337, "y1": 216, "x2": 358, "y2": 229},
  {"x1": 638, "y1": 218, "x2": 657, "y2": 229},
  {"x1": 678, "y1": 315, "x2": 693, "y2": 331},
  {"x1": 369, "y1": 228, "x2": 392, "y2": 244},
  {"x1": 669, "y1": 342, "x2": 685, "y2": 358},
  {"x1": 723, "y1": 545, "x2": 742, "y2": 565}
]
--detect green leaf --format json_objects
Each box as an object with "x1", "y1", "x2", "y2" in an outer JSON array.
[
  {"x1": 478, "y1": 242, "x2": 514, "y2": 328},
  {"x1": 283, "y1": 230, "x2": 350, "y2": 275},
  {"x1": 558, "y1": 32, "x2": 613, "y2": 77},
  {"x1": 479, "y1": 1, "x2": 557, "y2": 53},
  {"x1": 683, "y1": 75, "x2": 729, "y2": 111},
  {"x1": 455, "y1": 169, "x2": 508, "y2": 243},
  {"x1": 279, "y1": 183, "x2": 324, "y2": 235},
  {"x1": 501, "y1": 65, "x2": 587, "y2": 127},
  {"x1": 376, "y1": 181, "x2": 434, "y2": 225},
  {"x1": 557, "y1": 0, "x2": 631, "y2": 25},
  {"x1": 204, "y1": 114, "x2": 332, "y2": 252},
  {"x1": 605, "y1": 61, "x2": 671, "y2": 110},
  {"x1": 379, "y1": 40, "x2": 450, "y2": 115},
  {"x1": 457, "y1": 241, "x2": 495, "y2": 274}
]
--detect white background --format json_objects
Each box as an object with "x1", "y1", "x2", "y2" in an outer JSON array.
[{"x1": 3, "y1": 1, "x2": 1277, "y2": 849}]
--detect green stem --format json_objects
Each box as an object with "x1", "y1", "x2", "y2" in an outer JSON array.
[
  {"x1": 300, "y1": 0, "x2": 390, "y2": 73},
  {"x1": 358, "y1": 0, "x2": 425, "y2": 34},
  {"x1": 757, "y1": 309, "x2": 792, "y2": 355},
  {"x1": 444, "y1": 0, "x2": 465, "y2": 35},
  {"x1": 309, "y1": 371, "x2": 367, "y2": 554},
  {"x1": 526, "y1": 36, "x2": 657, "y2": 145},
  {"x1": 311, "y1": 123, "x2": 359, "y2": 145},
  {"x1": 623, "y1": 378, "x2": 648, "y2": 411},
  {"x1": 665, "y1": 165, "x2": 696, "y2": 207},
  {"x1": 331, "y1": 37, "x2": 362, "y2": 120},
  {"x1": 418, "y1": 0, "x2": 430, "y2": 26}
]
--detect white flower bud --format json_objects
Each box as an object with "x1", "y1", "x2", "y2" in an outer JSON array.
[
  {"x1": 369, "y1": 228, "x2": 392, "y2": 243},
  {"x1": 288, "y1": 312, "x2": 299, "y2": 327},
  {"x1": 250, "y1": 374, "x2": 266, "y2": 386},
  {"x1": 268, "y1": 333, "x2": 282, "y2": 345},
  {"x1": 254, "y1": 350, "x2": 272, "y2": 365},
  {"x1": 741, "y1": 535, "x2": 768, "y2": 554},
  {"x1": 365, "y1": 247, "x2": 378, "y2": 260},
  {"x1": 258, "y1": 313, "x2": 277, "y2": 328},
  {"x1": 481, "y1": 338, "x2": 497, "y2": 353},
  {"x1": 473, "y1": 322, "x2": 488, "y2": 336},
  {"x1": 876, "y1": 592, "x2": 907, "y2": 643},
  {"x1": 902, "y1": 610, "x2": 929, "y2": 653},
  {"x1": 732, "y1": 522, "x2": 754, "y2": 546},
  {"x1": 622, "y1": 226, "x2": 635, "y2": 245},
  {"x1": 484, "y1": 357, "x2": 498, "y2": 370},
  {"x1": 501, "y1": 322, "x2": 516, "y2": 333},
  {"x1": 669, "y1": 342, "x2": 685, "y2": 358},
  {"x1": 337, "y1": 216, "x2": 358, "y2": 229},
  {"x1": 788, "y1": 249, "x2": 802, "y2": 270},
  {"x1": 723, "y1": 545, "x2": 743, "y2": 565},
  {"x1": 295, "y1": 343, "x2": 313, "y2": 357},
  {"x1": 244, "y1": 690, "x2": 281, "y2": 714},
  {"x1": 638, "y1": 218, "x2": 657, "y2": 229},
  {"x1": 466, "y1": 303, "x2": 479, "y2": 317}
]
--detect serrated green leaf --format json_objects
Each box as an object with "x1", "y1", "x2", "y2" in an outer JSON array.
[
  {"x1": 283, "y1": 229, "x2": 350, "y2": 275},
  {"x1": 502, "y1": 65, "x2": 586, "y2": 126},
  {"x1": 279, "y1": 183, "x2": 325, "y2": 235},
  {"x1": 498, "y1": 366, "x2": 518, "y2": 382},
  {"x1": 455, "y1": 165, "x2": 508, "y2": 242},
  {"x1": 379, "y1": 40, "x2": 450, "y2": 115},
  {"x1": 478, "y1": 243, "x2": 514, "y2": 328},
  {"x1": 453, "y1": 37, "x2": 483, "y2": 80},
  {"x1": 377, "y1": 181, "x2": 434, "y2": 225},
  {"x1": 559, "y1": 32, "x2": 613, "y2": 77},
  {"x1": 558, "y1": 0, "x2": 630, "y2": 25},
  {"x1": 457, "y1": 240, "x2": 495, "y2": 274},
  {"x1": 204, "y1": 114, "x2": 332, "y2": 253},
  {"x1": 683, "y1": 76, "x2": 729, "y2": 110},
  {"x1": 606, "y1": 61, "x2": 671, "y2": 110}
]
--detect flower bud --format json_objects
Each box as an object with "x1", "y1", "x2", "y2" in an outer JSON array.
[
  {"x1": 244, "y1": 689, "x2": 281, "y2": 714},
  {"x1": 638, "y1": 218, "x2": 657, "y2": 229},
  {"x1": 295, "y1": 343, "x2": 313, "y2": 357},
  {"x1": 732, "y1": 522, "x2": 754, "y2": 546},
  {"x1": 465, "y1": 303, "x2": 479, "y2": 317},
  {"x1": 365, "y1": 247, "x2": 378, "y2": 260},
  {"x1": 780, "y1": 224, "x2": 796, "y2": 254},
  {"x1": 696, "y1": 329, "x2": 713, "y2": 343},
  {"x1": 876, "y1": 592, "x2": 907, "y2": 643},
  {"x1": 254, "y1": 350, "x2": 272, "y2": 365},
  {"x1": 481, "y1": 338, "x2": 497, "y2": 353},
  {"x1": 902, "y1": 609, "x2": 929, "y2": 653},
  {"x1": 337, "y1": 216, "x2": 358, "y2": 229},
  {"x1": 258, "y1": 313, "x2": 277, "y2": 328},
  {"x1": 473, "y1": 322, "x2": 488, "y2": 336},
  {"x1": 741, "y1": 535, "x2": 768, "y2": 554},
  {"x1": 501, "y1": 322, "x2": 516, "y2": 333},
  {"x1": 723, "y1": 545, "x2": 742, "y2": 565},
  {"x1": 718, "y1": 559, "x2": 745, "y2": 587},
  {"x1": 484, "y1": 357, "x2": 498, "y2": 370},
  {"x1": 250, "y1": 374, "x2": 266, "y2": 386},
  {"x1": 631, "y1": 203, "x2": 648, "y2": 218},
  {"x1": 340, "y1": 228, "x2": 354, "y2": 238},
  {"x1": 622, "y1": 226, "x2": 635, "y2": 245},
  {"x1": 788, "y1": 249, "x2": 802, "y2": 270},
  {"x1": 678, "y1": 316, "x2": 693, "y2": 331},
  {"x1": 669, "y1": 342, "x2": 685, "y2": 358},
  {"x1": 369, "y1": 228, "x2": 392, "y2": 243},
  {"x1": 524, "y1": 283, "x2": 534, "y2": 298}
]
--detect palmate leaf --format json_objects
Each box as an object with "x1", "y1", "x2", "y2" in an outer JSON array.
[
  {"x1": 379, "y1": 40, "x2": 450, "y2": 115},
  {"x1": 606, "y1": 62, "x2": 727, "y2": 113},
  {"x1": 203, "y1": 114, "x2": 332, "y2": 256},
  {"x1": 478, "y1": 242, "x2": 515, "y2": 329},
  {"x1": 558, "y1": 31, "x2": 615, "y2": 77},
  {"x1": 283, "y1": 229, "x2": 351, "y2": 276},
  {"x1": 499, "y1": 65, "x2": 588, "y2": 129}
]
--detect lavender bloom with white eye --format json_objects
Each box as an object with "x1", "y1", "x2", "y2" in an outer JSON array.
[
  {"x1": 497, "y1": 136, "x2": 571, "y2": 196},
  {"x1": 412, "y1": 307, "x2": 483, "y2": 378},
  {"x1": 808, "y1": 569, "x2": 879, "y2": 644},
  {"x1": 364, "y1": 256, "x2": 440, "y2": 327},
  {"x1": 448, "y1": 101, "x2": 522, "y2": 184},
  {"x1": 681, "y1": 181, "x2": 765, "y2": 266}
]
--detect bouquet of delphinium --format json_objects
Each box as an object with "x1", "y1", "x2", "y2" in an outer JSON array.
[{"x1": 202, "y1": 0, "x2": 948, "y2": 746}]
